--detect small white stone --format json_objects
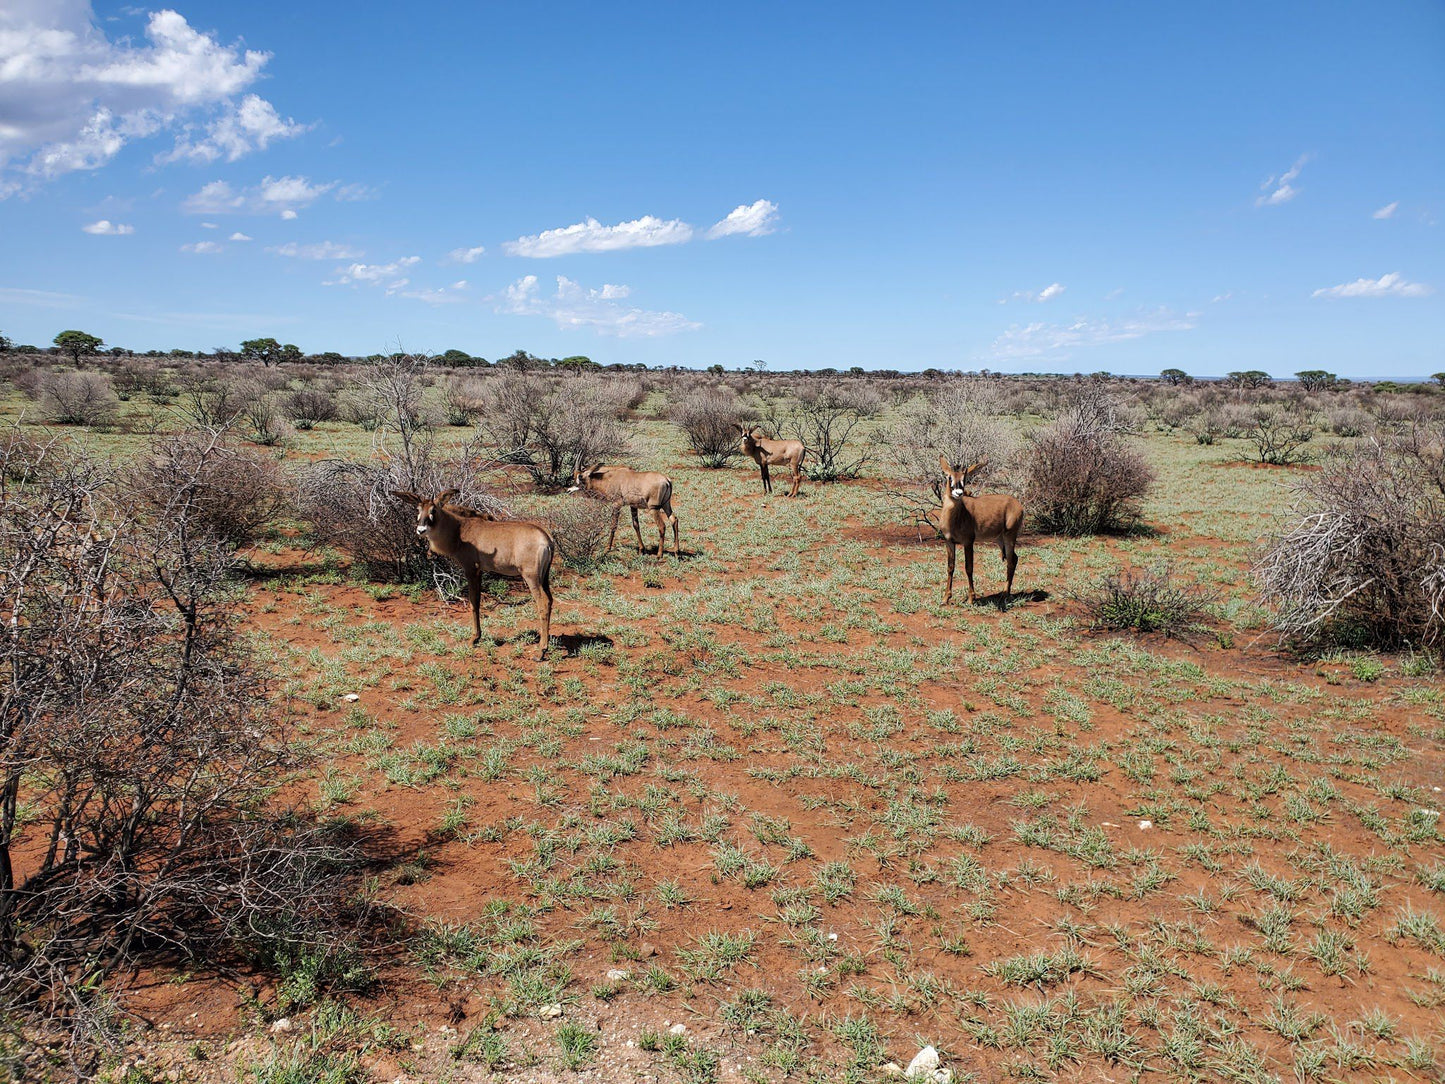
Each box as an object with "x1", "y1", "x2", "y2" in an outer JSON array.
[
  {"x1": 539, "y1": 1003, "x2": 563, "y2": 1019},
  {"x1": 827, "y1": 932, "x2": 838, "y2": 941},
  {"x1": 669, "y1": 1023, "x2": 687, "y2": 1036},
  {"x1": 906, "y1": 1045, "x2": 940, "y2": 1077},
  {"x1": 268, "y1": 1018, "x2": 292, "y2": 1034},
  {"x1": 882, "y1": 1063, "x2": 904, "y2": 1078},
  {"x1": 1138, "y1": 820, "x2": 1152, "y2": 830},
  {"x1": 606, "y1": 968, "x2": 630, "y2": 982},
  {"x1": 343, "y1": 693, "x2": 360, "y2": 702},
  {"x1": 936, "y1": 1069, "x2": 953, "y2": 1084}
]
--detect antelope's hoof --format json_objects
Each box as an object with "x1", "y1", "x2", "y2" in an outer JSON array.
[{"x1": 471, "y1": 635, "x2": 481, "y2": 647}]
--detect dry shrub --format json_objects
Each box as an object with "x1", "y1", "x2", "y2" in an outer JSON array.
[
  {"x1": 443, "y1": 374, "x2": 488, "y2": 426},
  {"x1": 285, "y1": 386, "x2": 340, "y2": 429},
  {"x1": 669, "y1": 385, "x2": 745, "y2": 467},
  {"x1": 1255, "y1": 423, "x2": 1445, "y2": 654},
  {"x1": 126, "y1": 433, "x2": 289, "y2": 548},
  {"x1": 879, "y1": 380, "x2": 1018, "y2": 535},
  {"x1": 521, "y1": 494, "x2": 618, "y2": 571},
  {"x1": 783, "y1": 381, "x2": 883, "y2": 481},
  {"x1": 1244, "y1": 403, "x2": 1315, "y2": 464},
  {"x1": 37, "y1": 370, "x2": 119, "y2": 427},
  {"x1": 1024, "y1": 387, "x2": 1153, "y2": 535},
  {"x1": 0, "y1": 440, "x2": 361, "y2": 1070},
  {"x1": 243, "y1": 392, "x2": 292, "y2": 446},
  {"x1": 473, "y1": 372, "x2": 630, "y2": 488},
  {"x1": 172, "y1": 372, "x2": 254, "y2": 429},
  {"x1": 296, "y1": 447, "x2": 505, "y2": 585},
  {"x1": 1080, "y1": 565, "x2": 1214, "y2": 638}
]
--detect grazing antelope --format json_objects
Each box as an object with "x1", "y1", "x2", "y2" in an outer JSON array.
[
  {"x1": 569, "y1": 464, "x2": 680, "y2": 558},
  {"x1": 393, "y1": 489, "x2": 554, "y2": 657},
  {"x1": 937, "y1": 456, "x2": 1024, "y2": 606},
  {"x1": 737, "y1": 425, "x2": 806, "y2": 498}
]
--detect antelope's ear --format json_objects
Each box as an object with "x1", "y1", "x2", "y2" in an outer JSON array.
[
  {"x1": 735, "y1": 423, "x2": 748, "y2": 434},
  {"x1": 392, "y1": 490, "x2": 422, "y2": 506},
  {"x1": 435, "y1": 488, "x2": 460, "y2": 507},
  {"x1": 938, "y1": 453, "x2": 952, "y2": 475},
  {"x1": 750, "y1": 426, "x2": 763, "y2": 437},
  {"x1": 965, "y1": 458, "x2": 989, "y2": 476}
]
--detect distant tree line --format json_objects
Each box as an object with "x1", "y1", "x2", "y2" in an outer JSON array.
[{"x1": 1, "y1": 327, "x2": 1442, "y2": 386}]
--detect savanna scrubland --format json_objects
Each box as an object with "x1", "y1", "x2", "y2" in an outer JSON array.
[{"x1": 1, "y1": 348, "x2": 1443, "y2": 1084}]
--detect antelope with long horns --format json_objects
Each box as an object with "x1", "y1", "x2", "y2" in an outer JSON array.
[
  {"x1": 569, "y1": 464, "x2": 680, "y2": 558},
  {"x1": 393, "y1": 489, "x2": 555, "y2": 657},
  {"x1": 937, "y1": 456, "x2": 1024, "y2": 606},
  {"x1": 737, "y1": 424, "x2": 806, "y2": 498}
]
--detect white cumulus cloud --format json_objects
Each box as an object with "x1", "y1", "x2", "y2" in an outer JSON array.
[
  {"x1": 325, "y1": 256, "x2": 421, "y2": 292},
  {"x1": 229, "y1": 231, "x2": 251, "y2": 241},
  {"x1": 497, "y1": 274, "x2": 700, "y2": 337},
  {"x1": 1003, "y1": 282, "x2": 1066, "y2": 303},
  {"x1": 1256, "y1": 154, "x2": 1309, "y2": 207},
  {"x1": 504, "y1": 215, "x2": 695, "y2": 257},
  {"x1": 81, "y1": 218, "x2": 132, "y2": 235},
  {"x1": 706, "y1": 199, "x2": 779, "y2": 239},
  {"x1": 443, "y1": 245, "x2": 486, "y2": 264},
  {"x1": 0, "y1": 2, "x2": 303, "y2": 194},
  {"x1": 268, "y1": 240, "x2": 363, "y2": 260},
  {"x1": 1311, "y1": 272, "x2": 1432, "y2": 299},
  {"x1": 990, "y1": 308, "x2": 1198, "y2": 362},
  {"x1": 180, "y1": 240, "x2": 222, "y2": 254},
  {"x1": 182, "y1": 175, "x2": 337, "y2": 217},
  {"x1": 1372, "y1": 201, "x2": 1398, "y2": 220}
]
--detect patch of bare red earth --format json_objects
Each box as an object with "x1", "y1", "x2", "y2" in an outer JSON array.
[{"x1": 120, "y1": 533, "x2": 1443, "y2": 1083}]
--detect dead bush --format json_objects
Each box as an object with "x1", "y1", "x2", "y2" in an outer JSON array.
[
  {"x1": 878, "y1": 381, "x2": 1018, "y2": 535},
  {"x1": 0, "y1": 441, "x2": 360, "y2": 1071},
  {"x1": 1024, "y1": 390, "x2": 1154, "y2": 535},
  {"x1": 296, "y1": 447, "x2": 505, "y2": 587},
  {"x1": 243, "y1": 392, "x2": 292, "y2": 446},
  {"x1": 669, "y1": 385, "x2": 745, "y2": 467},
  {"x1": 474, "y1": 372, "x2": 629, "y2": 489},
  {"x1": 126, "y1": 433, "x2": 289, "y2": 548},
  {"x1": 783, "y1": 382, "x2": 883, "y2": 482},
  {"x1": 1255, "y1": 424, "x2": 1445, "y2": 654},
  {"x1": 172, "y1": 373, "x2": 254, "y2": 429},
  {"x1": 37, "y1": 370, "x2": 119, "y2": 427},
  {"x1": 285, "y1": 386, "x2": 340, "y2": 429},
  {"x1": 521, "y1": 494, "x2": 618, "y2": 572},
  {"x1": 1244, "y1": 404, "x2": 1314, "y2": 464}
]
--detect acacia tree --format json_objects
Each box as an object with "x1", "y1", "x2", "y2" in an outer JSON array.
[
  {"x1": 1160, "y1": 368, "x2": 1193, "y2": 386},
  {"x1": 1295, "y1": 370, "x2": 1337, "y2": 391},
  {"x1": 52, "y1": 330, "x2": 103, "y2": 363},
  {"x1": 239, "y1": 338, "x2": 301, "y2": 367},
  {"x1": 1226, "y1": 370, "x2": 1273, "y2": 390}
]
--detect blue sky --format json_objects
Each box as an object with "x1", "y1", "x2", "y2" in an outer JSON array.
[{"x1": 1, "y1": 1, "x2": 1441, "y2": 377}]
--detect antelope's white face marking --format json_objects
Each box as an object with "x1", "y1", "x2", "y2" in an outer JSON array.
[
  {"x1": 414, "y1": 504, "x2": 436, "y2": 536},
  {"x1": 567, "y1": 485, "x2": 580, "y2": 493},
  {"x1": 950, "y1": 483, "x2": 966, "y2": 499}
]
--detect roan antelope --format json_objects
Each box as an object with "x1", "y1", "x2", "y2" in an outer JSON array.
[
  {"x1": 937, "y1": 456, "x2": 1024, "y2": 606},
  {"x1": 568, "y1": 464, "x2": 680, "y2": 558},
  {"x1": 393, "y1": 489, "x2": 555, "y2": 657},
  {"x1": 737, "y1": 425, "x2": 806, "y2": 498}
]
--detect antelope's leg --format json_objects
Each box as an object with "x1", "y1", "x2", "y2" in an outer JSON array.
[
  {"x1": 789, "y1": 465, "x2": 801, "y2": 498},
  {"x1": 670, "y1": 511, "x2": 680, "y2": 558},
  {"x1": 944, "y1": 539, "x2": 956, "y2": 604},
  {"x1": 467, "y1": 572, "x2": 482, "y2": 646},
  {"x1": 631, "y1": 507, "x2": 645, "y2": 552},
  {"x1": 760, "y1": 462, "x2": 771, "y2": 495},
  {"x1": 1004, "y1": 536, "x2": 1018, "y2": 599},
  {"x1": 606, "y1": 506, "x2": 621, "y2": 551},
  {"x1": 525, "y1": 572, "x2": 552, "y2": 659},
  {"x1": 651, "y1": 508, "x2": 667, "y2": 557},
  {"x1": 964, "y1": 541, "x2": 976, "y2": 604}
]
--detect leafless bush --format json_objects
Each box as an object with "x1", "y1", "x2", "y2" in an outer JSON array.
[
  {"x1": 125, "y1": 432, "x2": 289, "y2": 548},
  {"x1": 285, "y1": 386, "x2": 340, "y2": 429},
  {"x1": 1244, "y1": 404, "x2": 1314, "y2": 464},
  {"x1": 1186, "y1": 407, "x2": 1225, "y2": 445},
  {"x1": 243, "y1": 392, "x2": 292, "y2": 446},
  {"x1": 110, "y1": 359, "x2": 171, "y2": 403},
  {"x1": 37, "y1": 370, "x2": 119, "y2": 427},
  {"x1": 521, "y1": 495, "x2": 618, "y2": 571},
  {"x1": 1023, "y1": 391, "x2": 1154, "y2": 535},
  {"x1": 443, "y1": 374, "x2": 488, "y2": 427},
  {"x1": 878, "y1": 381, "x2": 1018, "y2": 534},
  {"x1": 296, "y1": 445, "x2": 506, "y2": 587},
  {"x1": 782, "y1": 382, "x2": 883, "y2": 482},
  {"x1": 1326, "y1": 404, "x2": 1372, "y2": 438},
  {"x1": 1255, "y1": 423, "x2": 1445, "y2": 653},
  {"x1": 669, "y1": 385, "x2": 745, "y2": 467},
  {"x1": 473, "y1": 372, "x2": 630, "y2": 489},
  {"x1": 172, "y1": 373, "x2": 253, "y2": 429},
  {"x1": 0, "y1": 440, "x2": 359, "y2": 1071}
]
